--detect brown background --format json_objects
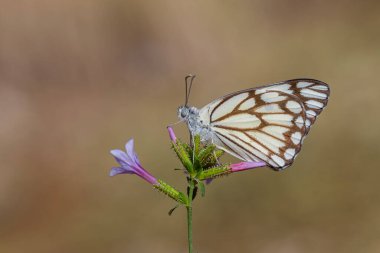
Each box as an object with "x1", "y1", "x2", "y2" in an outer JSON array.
[{"x1": 1, "y1": 1, "x2": 379, "y2": 252}]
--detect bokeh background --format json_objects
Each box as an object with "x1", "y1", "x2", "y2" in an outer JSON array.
[{"x1": 1, "y1": 1, "x2": 380, "y2": 252}]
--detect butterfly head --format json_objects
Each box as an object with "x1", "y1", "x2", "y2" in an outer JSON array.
[{"x1": 177, "y1": 105, "x2": 199, "y2": 121}]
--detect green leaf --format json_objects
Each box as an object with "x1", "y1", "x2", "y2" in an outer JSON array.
[
  {"x1": 198, "y1": 145, "x2": 216, "y2": 164},
  {"x1": 214, "y1": 149, "x2": 224, "y2": 159},
  {"x1": 155, "y1": 180, "x2": 188, "y2": 205},
  {"x1": 181, "y1": 142, "x2": 193, "y2": 159},
  {"x1": 187, "y1": 185, "x2": 198, "y2": 200},
  {"x1": 198, "y1": 181, "x2": 206, "y2": 197},
  {"x1": 178, "y1": 191, "x2": 189, "y2": 205},
  {"x1": 172, "y1": 141, "x2": 193, "y2": 173},
  {"x1": 203, "y1": 149, "x2": 225, "y2": 168},
  {"x1": 198, "y1": 165, "x2": 230, "y2": 180},
  {"x1": 193, "y1": 155, "x2": 202, "y2": 173},
  {"x1": 193, "y1": 135, "x2": 201, "y2": 156}
]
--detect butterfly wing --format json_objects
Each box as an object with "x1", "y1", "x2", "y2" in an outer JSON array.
[
  {"x1": 253, "y1": 79, "x2": 330, "y2": 133},
  {"x1": 198, "y1": 79, "x2": 330, "y2": 170}
]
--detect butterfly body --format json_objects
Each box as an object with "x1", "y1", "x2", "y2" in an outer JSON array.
[
  {"x1": 178, "y1": 79, "x2": 330, "y2": 171},
  {"x1": 178, "y1": 105, "x2": 214, "y2": 142}
]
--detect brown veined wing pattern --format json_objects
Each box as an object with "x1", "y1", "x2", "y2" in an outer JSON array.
[
  {"x1": 253, "y1": 79, "x2": 330, "y2": 133},
  {"x1": 198, "y1": 79, "x2": 330, "y2": 170}
]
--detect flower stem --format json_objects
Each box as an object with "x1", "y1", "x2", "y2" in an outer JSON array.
[{"x1": 187, "y1": 179, "x2": 195, "y2": 253}]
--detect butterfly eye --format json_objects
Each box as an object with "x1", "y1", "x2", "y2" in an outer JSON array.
[{"x1": 181, "y1": 109, "x2": 188, "y2": 118}]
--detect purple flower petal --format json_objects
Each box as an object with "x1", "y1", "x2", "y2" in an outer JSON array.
[
  {"x1": 135, "y1": 167, "x2": 158, "y2": 185},
  {"x1": 110, "y1": 167, "x2": 132, "y2": 176},
  {"x1": 110, "y1": 149, "x2": 130, "y2": 166},
  {"x1": 205, "y1": 178, "x2": 213, "y2": 184},
  {"x1": 125, "y1": 139, "x2": 134, "y2": 157},
  {"x1": 126, "y1": 139, "x2": 141, "y2": 164},
  {"x1": 109, "y1": 139, "x2": 158, "y2": 185}
]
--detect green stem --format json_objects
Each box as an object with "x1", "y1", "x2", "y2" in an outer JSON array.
[{"x1": 187, "y1": 179, "x2": 194, "y2": 253}]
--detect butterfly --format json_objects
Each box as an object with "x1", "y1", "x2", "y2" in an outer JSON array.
[{"x1": 177, "y1": 75, "x2": 330, "y2": 170}]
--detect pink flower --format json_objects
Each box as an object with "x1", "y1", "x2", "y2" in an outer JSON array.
[
  {"x1": 167, "y1": 126, "x2": 177, "y2": 142},
  {"x1": 230, "y1": 161, "x2": 266, "y2": 172}
]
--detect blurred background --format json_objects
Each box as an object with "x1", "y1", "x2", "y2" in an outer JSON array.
[{"x1": 1, "y1": 0, "x2": 379, "y2": 252}]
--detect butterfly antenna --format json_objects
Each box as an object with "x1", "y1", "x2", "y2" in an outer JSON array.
[
  {"x1": 167, "y1": 119, "x2": 184, "y2": 127},
  {"x1": 185, "y1": 74, "x2": 196, "y2": 106}
]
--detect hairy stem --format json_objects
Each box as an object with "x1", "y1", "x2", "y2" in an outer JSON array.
[{"x1": 187, "y1": 179, "x2": 194, "y2": 253}]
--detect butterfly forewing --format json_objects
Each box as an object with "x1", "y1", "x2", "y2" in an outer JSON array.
[
  {"x1": 199, "y1": 79, "x2": 330, "y2": 170},
  {"x1": 253, "y1": 79, "x2": 330, "y2": 133}
]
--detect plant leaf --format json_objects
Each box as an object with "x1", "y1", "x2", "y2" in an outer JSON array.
[
  {"x1": 198, "y1": 181, "x2": 206, "y2": 197},
  {"x1": 198, "y1": 145, "x2": 216, "y2": 164},
  {"x1": 168, "y1": 204, "x2": 179, "y2": 216},
  {"x1": 193, "y1": 135, "x2": 201, "y2": 156},
  {"x1": 172, "y1": 141, "x2": 193, "y2": 173}
]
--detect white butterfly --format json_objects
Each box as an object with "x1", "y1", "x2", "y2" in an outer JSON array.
[{"x1": 178, "y1": 76, "x2": 330, "y2": 170}]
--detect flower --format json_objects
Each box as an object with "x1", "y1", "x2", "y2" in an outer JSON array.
[
  {"x1": 110, "y1": 139, "x2": 158, "y2": 185},
  {"x1": 167, "y1": 126, "x2": 177, "y2": 142},
  {"x1": 230, "y1": 161, "x2": 266, "y2": 172}
]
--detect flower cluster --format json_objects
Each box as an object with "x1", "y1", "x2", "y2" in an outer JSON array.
[
  {"x1": 109, "y1": 126, "x2": 268, "y2": 253},
  {"x1": 109, "y1": 127, "x2": 266, "y2": 204}
]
